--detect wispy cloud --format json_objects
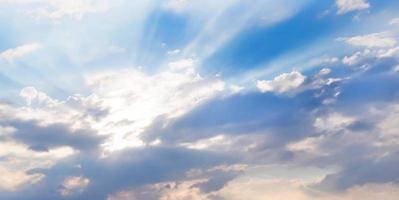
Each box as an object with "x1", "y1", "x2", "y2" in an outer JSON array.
[
  {"x1": 336, "y1": 0, "x2": 370, "y2": 14},
  {"x1": 0, "y1": 43, "x2": 40, "y2": 62}
]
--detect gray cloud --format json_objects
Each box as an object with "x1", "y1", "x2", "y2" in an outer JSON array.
[
  {"x1": 0, "y1": 147, "x2": 235, "y2": 200},
  {"x1": 0, "y1": 120, "x2": 104, "y2": 152}
]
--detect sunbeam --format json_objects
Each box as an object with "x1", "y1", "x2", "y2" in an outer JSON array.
[{"x1": 1, "y1": 0, "x2": 399, "y2": 199}]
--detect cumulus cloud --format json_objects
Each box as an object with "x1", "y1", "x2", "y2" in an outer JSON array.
[
  {"x1": 85, "y1": 66, "x2": 225, "y2": 152},
  {"x1": 342, "y1": 50, "x2": 369, "y2": 65},
  {"x1": 257, "y1": 70, "x2": 306, "y2": 93},
  {"x1": 58, "y1": 176, "x2": 90, "y2": 196},
  {"x1": 1, "y1": 59, "x2": 398, "y2": 200},
  {"x1": 1, "y1": 1, "x2": 399, "y2": 199},
  {"x1": 314, "y1": 113, "x2": 355, "y2": 133},
  {"x1": 0, "y1": 167, "x2": 44, "y2": 191},
  {"x1": 336, "y1": 0, "x2": 370, "y2": 14},
  {"x1": 19, "y1": 87, "x2": 56, "y2": 106}
]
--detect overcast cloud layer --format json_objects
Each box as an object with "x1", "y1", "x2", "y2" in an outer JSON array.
[{"x1": 1, "y1": 0, "x2": 399, "y2": 199}]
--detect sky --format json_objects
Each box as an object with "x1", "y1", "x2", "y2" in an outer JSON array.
[{"x1": 0, "y1": 0, "x2": 399, "y2": 199}]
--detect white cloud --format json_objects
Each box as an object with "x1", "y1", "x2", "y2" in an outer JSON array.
[
  {"x1": 218, "y1": 176, "x2": 399, "y2": 200},
  {"x1": 336, "y1": 0, "x2": 370, "y2": 14},
  {"x1": 339, "y1": 45, "x2": 399, "y2": 68},
  {"x1": 1, "y1": 87, "x2": 106, "y2": 133},
  {"x1": 339, "y1": 32, "x2": 397, "y2": 48},
  {"x1": 377, "y1": 104, "x2": 399, "y2": 138},
  {"x1": 389, "y1": 18, "x2": 399, "y2": 25},
  {"x1": 342, "y1": 50, "x2": 370, "y2": 65},
  {"x1": 181, "y1": 135, "x2": 230, "y2": 150},
  {"x1": 1, "y1": 61, "x2": 226, "y2": 154},
  {"x1": 0, "y1": 43, "x2": 40, "y2": 62},
  {"x1": 341, "y1": 47, "x2": 399, "y2": 66},
  {"x1": 59, "y1": 176, "x2": 90, "y2": 196},
  {"x1": 314, "y1": 113, "x2": 355, "y2": 133},
  {"x1": 0, "y1": 141, "x2": 75, "y2": 191},
  {"x1": 286, "y1": 136, "x2": 326, "y2": 155},
  {"x1": 318, "y1": 68, "x2": 332, "y2": 76},
  {"x1": 167, "y1": 49, "x2": 181, "y2": 56},
  {"x1": 168, "y1": 58, "x2": 196, "y2": 71},
  {"x1": 20, "y1": 86, "x2": 57, "y2": 106},
  {"x1": 257, "y1": 70, "x2": 306, "y2": 93},
  {"x1": 0, "y1": 167, "x2": 44, "y2": 191},
  {"x1": 86, "y1": 67, "x2": 225, "y2": 152},
  {"x1": 377, "y1": 47, "x2": 399, "y2": 58}
]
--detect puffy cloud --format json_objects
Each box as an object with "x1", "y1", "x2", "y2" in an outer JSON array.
[
  {"x1": 342, "y1": 50, "x2": 369, "y2": 65},
  {"x1": 3, "y1": 59, "x2": 397, "y2": 199},
  {"x1": 341, "y1": 48, "x2": 399, "y2": 67},
  {"x1": 1, "y1": 1, "x2": 399, "y2": 199},
  {"x1": 336, "y1": 0, "x2": 370, "y2": 14},
  {"x1": 2, "y1": 61, "x2": 226, "y2": 154},
  {"x1": 0, "y1": 62, "x2": 232, "y2": 199},
  {"x1": 0, "y1": 139, "x2": 76, "y2": 192},
  {"x1": 19, "y1": 87, "x2": 56, "y2": 106},
  {"x1": 0, "y1": 167, "x2": 44, "y2": 191},
  {"x1": 85, "y1": 66, "x2": 225, "y2": 151},
  {"x1": 0, "y1": 43, "x2": 40, "y2": 62},
  {"x1": 257, "y1": 70, "x2": 306, "y2": 93},
  {"x1": 1, "y1": 87, "x2": 108, "y2": 131},
  {"x1": 58, "y1": 176, "x2": 90, "y2": 196},
  {"x1": 314, "y1": 113, "x2": 355, "y2": 133}
]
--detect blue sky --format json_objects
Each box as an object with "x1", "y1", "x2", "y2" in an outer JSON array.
[{"x1": 1, "y1": 0, "x2": 399, "y2": 199}]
